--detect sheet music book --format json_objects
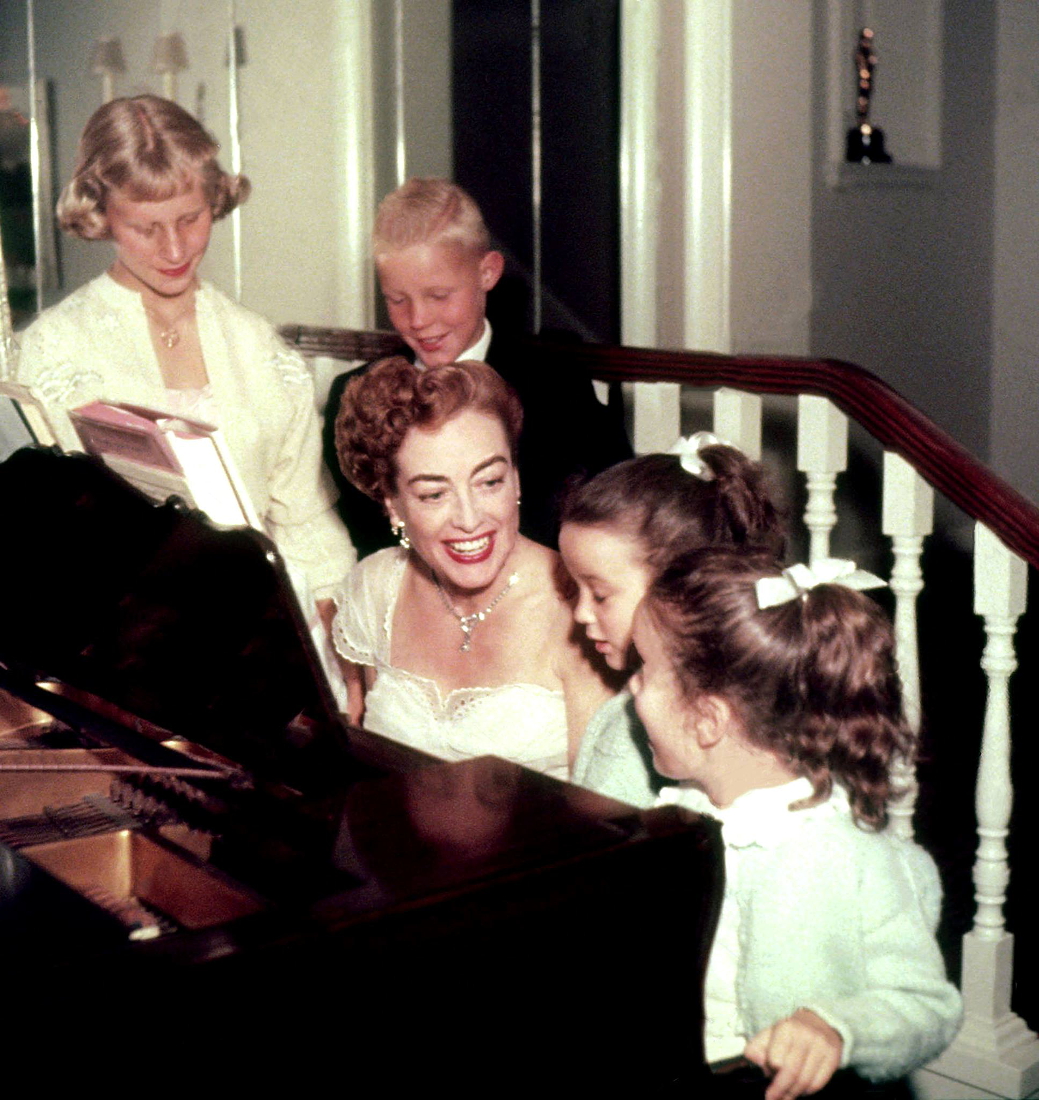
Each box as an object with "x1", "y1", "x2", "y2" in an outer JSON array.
[
  {"x1": 68, "y1": 401, "x2": 261, "y2": 530},
  {"x1": 0, "y1": 379, "x2": 60, "y2": 453}
]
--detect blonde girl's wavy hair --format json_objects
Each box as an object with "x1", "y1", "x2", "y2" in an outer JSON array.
[{"x1": 56, "y1": 95, "x2": 250, "y2": 240}]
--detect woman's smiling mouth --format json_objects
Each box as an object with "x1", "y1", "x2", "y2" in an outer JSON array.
[{"x1": 444, "y1": 533, "x2": 494, "y2": 564}]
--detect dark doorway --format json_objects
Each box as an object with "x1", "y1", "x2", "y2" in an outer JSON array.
[{"x1": 452, "y1": 0, "x2": 621, "y2": 343}]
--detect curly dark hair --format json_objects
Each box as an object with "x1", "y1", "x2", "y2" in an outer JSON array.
[
  {"x1": 334, "y1": 356, "x2": 523, "y2": 500},
  {"x1": 560, "y1": 448, "x2": 785, "y2": 568},
  {"x1": 646, "y1": 547, "x2": 914, "y2": 830}
]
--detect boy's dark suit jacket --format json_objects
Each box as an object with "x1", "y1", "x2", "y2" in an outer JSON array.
[{"x1": 322, "y1": 334, "x2": 632, "y2": 557}]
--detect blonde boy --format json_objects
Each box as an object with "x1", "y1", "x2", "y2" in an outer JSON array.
[
  {"x1": 371, "y1": 179, "x2": 503, "y2": 368},
  {"x1": 324, "y1": 178, "x2": 631, "y2": 555}
]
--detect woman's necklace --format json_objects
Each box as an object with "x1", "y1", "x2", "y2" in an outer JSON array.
[
  {"x1": 144, "y1": 299, "x2": 196, "y2": 349},
  {"x1": 432, "y1": 570, "x2": 520, "y2": 652}
]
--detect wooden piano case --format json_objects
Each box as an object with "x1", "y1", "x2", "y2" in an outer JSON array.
[{"x1": 0, "y1": 447, "x2": 722, "y2": 1089}]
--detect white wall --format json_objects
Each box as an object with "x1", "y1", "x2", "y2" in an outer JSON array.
[
  {"x1": 652, "y1": 0, "x2": 814, "y2": 358},
  {"x1": 810, "y1": 0, "x2": 996, "y2": 464},
  {"x1": 0, "y1": 5, "x2": 28, "y2": 91},
  {"x1": 33, "y1": 0, "x2": 169, "y2": 305},
  {"x1": 730, "y1": 0, "x2": 813, "y2": 356},
  {"x1": 236, "y1": 0, "x2": 353, "y2": 324},
  {"x1": 400, "y1": 0, "x2": 453, "y2": 183},
  {"x1": 991, "y1": 0, "x2": 1039, "y2": 504}
]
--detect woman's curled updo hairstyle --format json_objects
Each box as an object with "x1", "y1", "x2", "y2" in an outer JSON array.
[
  {"x1": 57, "y1": 95, "x2": 250, "y2": 239},
  {"x1": 335, "y1": 356, "x2": 524, "y2": 501},
  {"x1": 646, "y1": 547, "x2": 914, "y2": 830},
  {"x1": 561, "y1": 446, "x2": 785, "y2": 568}
]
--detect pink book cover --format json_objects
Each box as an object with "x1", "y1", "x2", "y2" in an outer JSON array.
[{"x1": 69, "y1": 401, "x2": 215, "y2": 474}]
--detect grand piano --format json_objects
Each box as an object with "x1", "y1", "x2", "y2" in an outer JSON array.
[{"x1": 0, "y1": 446, "x2": 722, "y2": 1088}]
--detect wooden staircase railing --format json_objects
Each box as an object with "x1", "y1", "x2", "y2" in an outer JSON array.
[{"x1": 279, "y1": 324, "x2": 407, "y2": 364}]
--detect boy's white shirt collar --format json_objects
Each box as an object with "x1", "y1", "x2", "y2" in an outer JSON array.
[{"x1": 416, "y1": 320, "x2": 493, "y2": 370}]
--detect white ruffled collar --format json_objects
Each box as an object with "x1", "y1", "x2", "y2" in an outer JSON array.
[{"x1": 657, "y1": 777, "x2": 847, "y2": 849}]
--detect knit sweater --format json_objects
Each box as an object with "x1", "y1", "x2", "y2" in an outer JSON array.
[
  {"x1": 572, "y1": 689, "x2": 663, "y2": 808},
  {"x1": 658, "y1": 779, "x2": 962, "y2": 1081}
]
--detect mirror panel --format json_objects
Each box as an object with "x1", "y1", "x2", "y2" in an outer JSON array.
[{"x1": 0, "y1": 1, "x2": 33, "y2": 326}]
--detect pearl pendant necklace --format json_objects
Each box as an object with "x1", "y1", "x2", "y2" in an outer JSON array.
[
  {"x1": 433, "y1": 571, "x2": 520, "y2": 652},
  {"x1": 145, "y1": 300, "x2": 196, "y2": 349}
]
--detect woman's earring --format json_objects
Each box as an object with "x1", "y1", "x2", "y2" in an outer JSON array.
[{"x1": 392, "y1": 521, "x2": 411, "y2": 550}]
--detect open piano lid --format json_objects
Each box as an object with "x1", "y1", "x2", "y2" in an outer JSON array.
[{"x1": 0, "y1": 445, "x2": 349, "y2": 789}]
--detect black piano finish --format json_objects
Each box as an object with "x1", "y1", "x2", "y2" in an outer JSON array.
[{"x1": 0, "y1": 448, "x2": 722, "y2": 1088}]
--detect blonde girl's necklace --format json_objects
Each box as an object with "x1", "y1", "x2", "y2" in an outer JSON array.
[
  {"x1": 144, "y1": 299, "x2": 196, "y2": 349},
  {"x1": 432, "y1": 571, "x2": 520, "y2": 652}
]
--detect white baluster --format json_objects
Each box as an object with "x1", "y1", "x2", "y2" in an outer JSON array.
[
  {"x1": 971, "y1": 523, "x2": 1024, "y2": 945},
  {"x1": 713, "y1": 388, "x2": 761, "y2": 460},
  {"x1": 796, "y1": 395, "x2": 847, "y2": 565},
  {"x1": 881, "y1": 452, "x2": 933, "y2": 841},
  {"x1": 629, "y1": 382, "x2": 681, "y2": 455},
  {"x1": 928, "y1": 524, "x2": 1039, "y2": 1098}
]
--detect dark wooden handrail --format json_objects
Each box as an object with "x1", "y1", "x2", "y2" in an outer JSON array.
[
  {"x1": 279, "y1": 325, "x2": 407, "y2": 362},
  {"x1": 283, "y1": 324, "x2": 1039, "y2": 572},
  {"x1": 534, "y1": 339, "x2": 1039, "y2": 573}
]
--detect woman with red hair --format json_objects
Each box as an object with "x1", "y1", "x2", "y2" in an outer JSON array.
[{"x1": 332, "y1": 355, "x2": 613, "y2": 777}]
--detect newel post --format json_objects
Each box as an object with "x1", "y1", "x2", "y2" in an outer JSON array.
[{"x1": 927, "y1": 524, "x2": 1039, "y2": 1098}]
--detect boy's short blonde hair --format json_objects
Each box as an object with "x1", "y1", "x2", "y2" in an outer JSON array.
[
  {"x1": 57, "y1": 95, "x2": 250, "y2": 240},
  {"x1": 372, "y1": 178, "x2": 491, "y2": 259}
]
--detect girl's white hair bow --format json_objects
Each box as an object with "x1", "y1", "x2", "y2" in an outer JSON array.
[
  {"x1": 667, "y1": 431, "x2": 731, "y2": 480},
  {"x1": 755, "y1": 558, "x2": 887, "y2": 610}
]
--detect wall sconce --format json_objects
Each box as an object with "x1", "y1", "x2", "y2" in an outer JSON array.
[
  {"x1": 153, "y1": 33, "x2": 189, "y2": 101},
  {"x1": 89, "y1": 37, "x2": 126, "y2": 104}
]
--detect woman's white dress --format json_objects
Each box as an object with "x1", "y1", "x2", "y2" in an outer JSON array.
[{"x1": 333, "y1": 548, "x2": 569, "y2": 779}]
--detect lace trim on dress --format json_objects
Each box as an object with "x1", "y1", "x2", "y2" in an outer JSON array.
[
  {"x1": 332, "y1": 548, "x2": 565, "y2": 712},
  {"x1": 382, "y1": 662, "x2": 564, "y2": 719},
  {"x1": 271, "y1": 346, "x2": 313, "y2": 388},
  {"x1": 33, "y1": 364, "x2": 106, "y2": 407},
  {"x1": 163, "y1": 383, "x2": 219, "y2": 423}
]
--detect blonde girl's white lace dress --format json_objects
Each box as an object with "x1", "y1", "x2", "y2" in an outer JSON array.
[
  {"x1": 12, "y1": 272, "x2": 356, "y2": 600},
  {"x1": 333, "y1": 548, "x2": 569, "y2": 780}
]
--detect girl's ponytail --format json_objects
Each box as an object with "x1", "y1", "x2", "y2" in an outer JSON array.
[
  {"x1": 784, "y1": 585, "x2": 914, "y2": 827},
  {"x1": 699, "y1": 445, "x2": 785, "y2": 559}
]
